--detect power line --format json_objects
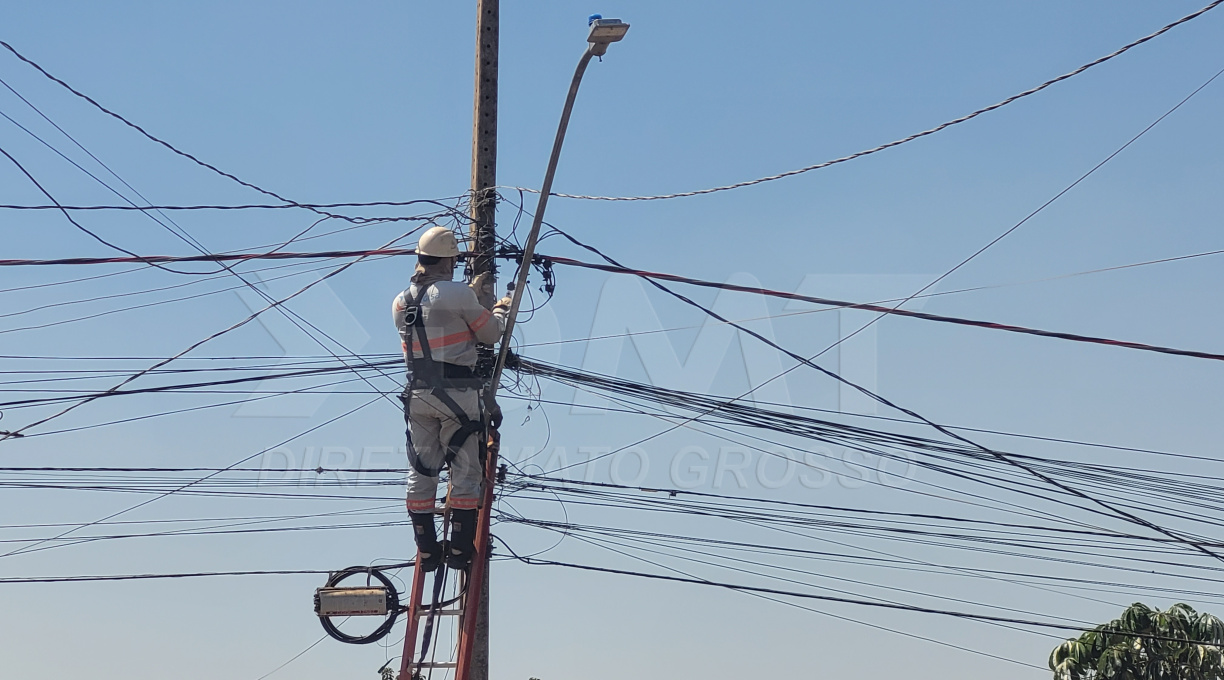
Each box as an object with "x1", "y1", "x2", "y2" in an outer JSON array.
[
  {"x1": 0, "y1": 39, "x2": 446, "y2": 224},
  {"x1": 9, "y1": 352, "x2": 1218, "y2": 525},
  {"x1": 0, "y1": 467, "x2": 411, "y2": 473},
  {"x1": 510, "y1": 526, "x2": 1049, "y2": 669},
  {"x1": 0, "y1": 569, "x2": 332, "y2": 584},
  {"x1": 1, "y1": 77, "x2": 421, "y2": 422},
  {"x1": 507, "y1": 474, "x2": 1222, "y2": 548},
  {"x1": 498, "y1": 513, "x2": 1224, "y2": 603},
  {"x1": 0, "y1": 199, "x2": 470, "y2": 212},
  {"x1": 0, "y1": 75, "x2": 245, "y2": 266},
  {"x1": 253, "y1": 634, "x2": 330, "y2": 680},
  {"x1": 0, "y1": 144, "x2": 194, "y2": 274},
  {"x1": 512, "y1": 359, "x2": 1224, "y2": 542},
  {"x1": 0, "y1": 504, "x2": 400, "y2": 530},
  {"x1": 0, "y1": 260, "x2": 397, "y2": 338},
  {"x1": 507, "y1": 553, "x2": 1115, "y2": 635},
  {"x1": 3, "y1": 376, "x2": 368, "y2": 439},
  {"x1": 0, "y1": 395, "x2": 383, "y2": 558},
  {"x1": 505, "y1": 0, "x2": 1224, "y2": 201},
  {"x1": 0, "y1": 257, "x2": 360, "y2": 324},
  {"x1": 0, "y1": 226, "x2": 414, "y2": 440},
  {"x1": 520, "y1": 240, "x2": 1224, "y2": 564},
  {"x1": 530, "y1": 60, "x2": 1224, "y2": 562},
  {"x1": 11, "y1": 350, "x2": 1220, "y2": 523},
  {"x1": 0, "y1": 348, "x2": 1215, "y2": 467},
  {"x1": 8, "y1": 243, "x2": 1224, "y2": 365},
  {"x1": 0, "y1": 247, "x2": 424, "y2": 267},
  {"x1": 546, "y1": 254, "x2": 1224, "y2": 363},
  {"x1": 0, "y1": 359, "x2": 397, "y2": 409}
]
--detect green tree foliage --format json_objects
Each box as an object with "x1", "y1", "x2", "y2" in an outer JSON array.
[{"x1": 1050, "y1": 603, "x2": 1224, "y2": 679}]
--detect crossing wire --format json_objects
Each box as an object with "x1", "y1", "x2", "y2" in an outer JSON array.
[
  {"x1": 10, "y1": 351, "x2": 1224, "y2": 528},
  {"x1": 514, "y1": 356, "x2": 1224, "y2": 537},
  {"x1": 0, "y1": 88, "x2": 446, "y2": 419},
  {"x1": 0, "y1": 226, "x2": 418, "y2": 442},
  {"x1": 530, "y1": 230, "x2": 1224, "y2": 564},
  {"x1": 0, "y1": 39, "x2": 407, "y2": 224},
  {"x1": 0, "y1": 144, "x2": 195, "y2": 275},
  {"x1": 505, "y1": 0, "x2": 1224, "y2": 201},
  {"x1": 9, "y1": 26, "x2": 1218, "y2": 671},
  {"x1": 5, "y1": 246, "x2": 1224, "y2": 365},
  {"x1": 0, "y1": 569, "x2": 332, "y2": 583},
  {"x1": 0, "y1": 199, "x2": 471, "y2": 213},
  {"x1": 543, "y1": 255, "x2": 1224, "y2": 363},
  {"x1": 0, "y1": 394, "x2": 383, "y2": 558},
  {"x1": 495, "y1": 513, "x2": 1224, "y2": 603},
  {"x1": 10, "y1": 348, "x2": 1224, "y2": 534},
  {"x1": 500, "y1": 549, "x2": 1218, "y2": 640}
]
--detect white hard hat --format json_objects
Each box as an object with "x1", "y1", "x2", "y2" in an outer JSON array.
[{"x1": 417, "y1": 226, "x2": 461, "y2": 258}]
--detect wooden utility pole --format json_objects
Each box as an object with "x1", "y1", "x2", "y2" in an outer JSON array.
[
  {"x1": 468, "y1": 1, "x2": 498, "y2": 679},
  {"x1": 469, "y1": 0, "x2": 499, "y2": 281}
]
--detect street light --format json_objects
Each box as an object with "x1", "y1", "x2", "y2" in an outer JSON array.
[
  {"x1": 463, "y1": 20, "x2": 629, "y2": 680},
  {"x1": 490, "y1": 16, "x2": 630, "y2": 388},
  {"x1": 587, "y1": 16, "x2": 630, "y2": 55}
]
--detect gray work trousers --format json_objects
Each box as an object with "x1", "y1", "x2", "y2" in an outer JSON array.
[{"x1": 404, "y1": 388, "x2": 483, "y2": 512}]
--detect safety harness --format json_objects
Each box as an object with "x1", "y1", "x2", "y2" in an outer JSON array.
[{"x1": 399, "y1": 284, "x2": 486, "y2": 478}]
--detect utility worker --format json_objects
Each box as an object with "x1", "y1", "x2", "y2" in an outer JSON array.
[{"x1": 392, "y1": 226, "x2": 509, "y2": 571}]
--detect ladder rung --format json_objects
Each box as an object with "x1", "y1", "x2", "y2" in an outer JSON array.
[
  {"x1": 415, "y1": 662, "x2": 458, "y2": 669},
  {"x1": 415, "y1": 607, "x2": 462, "y2": 616}
]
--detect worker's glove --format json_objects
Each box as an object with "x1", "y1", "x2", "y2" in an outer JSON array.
[
  {"x1": 492, "y1": 296, "x2": 513, "y2": 313},
  {"x1": 469, "y1": 272, "x2": 496, "y2": 310},
  {"x1": 485, "y1": 395, "x2": 504, "y2": 430}
]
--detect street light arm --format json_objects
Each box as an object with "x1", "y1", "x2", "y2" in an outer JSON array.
[{"x1": 488, "y1": 45, "x2": 596, "y2": 393}]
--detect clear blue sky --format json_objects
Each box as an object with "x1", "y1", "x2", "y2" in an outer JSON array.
[{"x1": 1, "y1": 2, "x2": 1223, "y2": 679}]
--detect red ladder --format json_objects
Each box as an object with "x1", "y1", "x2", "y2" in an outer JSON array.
[{"x1": 399, "y1": 433, "x2": 499, "y2": 680}]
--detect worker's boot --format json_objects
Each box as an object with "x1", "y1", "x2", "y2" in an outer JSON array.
[
  {"x1": 446, "y1": 508, "x2": 478, "y2": 570},
  {"x1": 409, "y1": 511, "x2": 443, "y2": 572}
]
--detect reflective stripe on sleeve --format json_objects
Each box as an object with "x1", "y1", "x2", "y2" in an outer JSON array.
[{"x1": 469, "y1": 309, "x2": 493, "y2": 332}]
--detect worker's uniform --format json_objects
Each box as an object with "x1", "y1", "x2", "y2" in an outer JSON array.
[{"x1": 392, "y1": 270, "x2": 504, "y2": 568}]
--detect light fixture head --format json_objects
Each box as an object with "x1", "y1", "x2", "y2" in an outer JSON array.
[{"x1": 587, "y1": 17, "x2": 629, "y2": 55}]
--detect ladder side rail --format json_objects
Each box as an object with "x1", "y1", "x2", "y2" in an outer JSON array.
[
  {"x1": 454, "y1": 434, "x2": 499, "y2": 680},
  {"x1": 398, "y1": 554, "x2": 429, "y2": 679}
]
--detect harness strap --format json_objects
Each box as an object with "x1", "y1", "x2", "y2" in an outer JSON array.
[
  {"x1": 401, "y1": 284, "x2": 485, "y2": 478},
  {"x1": 407, "y1": 286, "x2": 442, "y2": 387}
]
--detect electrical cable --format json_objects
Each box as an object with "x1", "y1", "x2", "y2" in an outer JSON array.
[
  {"x1": 253, "y1": 634, "x2": 329, "y2": 680},
  {"x1": 0, "y1": 569, "x2": 332, "y2": 583},
  {"x1": 0, "y1": 200, "x2": 469, "y2": 213},
  {"x1": 502, "y1": 0, "x2": 1224, "y2": 201},
  {"x1": 0, "y1": 38, "x2": 436, "y2": 224},
  {"x1": 543, "y1": 254, "x2": 1224, "y2": 363},
  {"x1": 317, "y1": 565, "x2": 401, "y2": 645},
  {"x1": 0, "y1": 228, "x2": 414, "y2": 441},
  {"x1": 0, "y1": 104, "x2": 224, "y2": 272},
  {"x1": 0, "y1": 395, "x2": 382, "y2": 559},
  {"x1": 512, "y1": 524, "x2": 1051, "y2": 669},
  {"x1": 0, "y1": 144, "x2": 196, "y2": 275},
  {"x1": 502, "y1": 550, "x2": 1221, "y2": 641},
  {"x1": 541, "y1": 223, "x2": 1224, "y2": 563},
  {"x1": 0, "y1": 247, "x2": 458, "y2": 267},
  {"x1": 8, "y1": 236, "x2": 1224, "y2": 363}
]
